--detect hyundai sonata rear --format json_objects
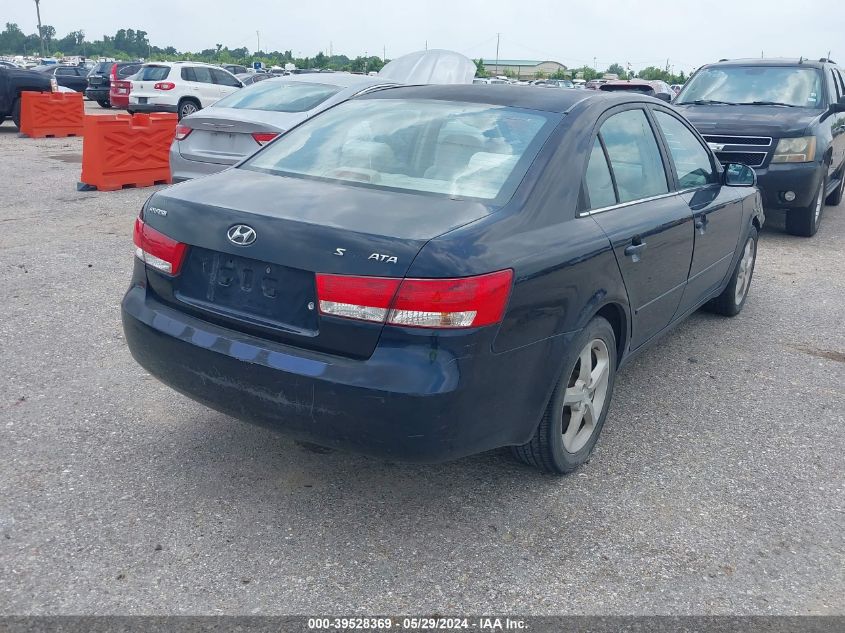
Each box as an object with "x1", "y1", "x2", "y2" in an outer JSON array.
[{"x1": 122, "y1": 93, "x2": 560, "y2": 462}]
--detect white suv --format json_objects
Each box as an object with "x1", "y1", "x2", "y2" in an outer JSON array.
[{"x1": 127, "y1": 62, "x2": 243, "y2": 120}]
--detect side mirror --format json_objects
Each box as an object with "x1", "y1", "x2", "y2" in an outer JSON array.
[
  {"x1": 829, "y1": 97, "x2": 845, "y2": 113},
  {"x1": 724, "y1": 162, "x2": 757, "y2": 187},
  {"x1": 655, "y1": 92, "x2": 672, "y2": 102}
]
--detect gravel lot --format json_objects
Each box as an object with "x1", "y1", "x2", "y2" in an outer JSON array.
[{"x1": 0, "y1": 120, "x2": 843, "y2": 615}]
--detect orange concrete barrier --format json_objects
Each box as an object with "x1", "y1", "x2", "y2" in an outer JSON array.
[
  {"x1": 19, "y1": 90, "x2": 84, "y2": 138},
  {"x1": 79, "y1": 113, "x2": 177, "y2": 191}
]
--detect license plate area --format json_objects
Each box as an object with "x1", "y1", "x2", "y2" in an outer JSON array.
[{"x1": 174, "y1": 247, "x2": 318, "y2": 333}]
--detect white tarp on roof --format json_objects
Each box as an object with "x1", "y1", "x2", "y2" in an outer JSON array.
[{"x1": 379, "y1": 49, "x2": 475, "y2": 85}]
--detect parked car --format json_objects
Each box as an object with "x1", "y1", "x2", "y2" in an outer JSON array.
[
  {"x1": 670, "y1": 83, "x2": 683, "y2": 96},
  {"x1": 222, "y1": 64, "x2": 249, "y2": 75},
  {"x1": 124, "y1": 86, "x2": 763, "y2": 473},
  {"x1": 127, "y1": 62, "x2": 244, "y2": 119},
  {"x1": 0, "y1": 65, "x2": 55, "y2": 129},
  {"x1": 599, "y1": 79, "x2": 673, "y2": 102},
  {"x1": 85, "y1": 61, "x2": 143, "y2": 108},
  {"x1": 236, "y1": 72, "x2": 272, "y2": 86},
  {"x1": 32, "y1": 64, "x2": 88, "y2": 92},
  {"x1": 170, "y1": 74, "x2": 397, "y2": 181},
  {"x1": 675, "y1": 57, "x2": 845, "y2": 236}
]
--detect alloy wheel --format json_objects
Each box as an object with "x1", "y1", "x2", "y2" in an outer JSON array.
[
  {"x1": 561, "y1": 339, "x2": 610, "y2": 453},
  {"x1": 180, "y1": 102, "x2": 198, "y2": 118},
  {"x1": 734, "y1": 236, "x2": 756, "y2": 305}
]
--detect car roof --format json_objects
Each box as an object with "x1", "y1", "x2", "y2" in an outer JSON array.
[
  {"x1": 703, "y1": 57, "x2": 836, "y2": 69},
  {"x1": 360, "y1": 83, "x2": 654, "y2": 114},
  {"x1": 262, "y1": 72, "x2": 393, "y2": 89}
]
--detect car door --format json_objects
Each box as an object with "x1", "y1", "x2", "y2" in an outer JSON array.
[
  {"x1": 650, "y1": 107, "x2": 743, "y2": 313},
  {"x1": 829, "y1": 67, "x2": 845, "y2": 175},
  {"x1": 210, "y1": 68, "x2": 242, "y2": 99},
  {"x1": 187, "y1": 66, "x2": 218, "y2": 106},
  {"x1": 583, "y1": 106, "x2": 695, "y2": 349}
]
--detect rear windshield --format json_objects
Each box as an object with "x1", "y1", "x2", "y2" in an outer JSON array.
[
  {"x1": 92, "y1": 62, "x2": 112, "y2": 74},
  {"x1": 677, "y1": 66, "x2": 824, "y2": 108},
  {"x1": 212, "y1": 80, "x2": 342, "y2": 113},
  {"x1": 242, "y1": 98, "x2": 555, "y2": 202},
  {"x1": 134, "y1": 65, "x2": 171, "y2": 81}
]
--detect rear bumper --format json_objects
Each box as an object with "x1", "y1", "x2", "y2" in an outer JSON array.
[
  {"x1": 754, "y1": 162, "x2": 825, "y2": 210},
  {"x1": 109, "y1": 94, "x2": 129, "y2": 109},
  {"x1": 127, "y1": 103, "x2": 179, "y2": 114},
  {"x1": 169, "y1": 144, "x2": 230, "y2": 181},
  {"x1": 85, "y1": 88, "x2": 109, "y2": 101},
  {"x1": 121, "y1": 283, "x2": 571, "y2": 462}
]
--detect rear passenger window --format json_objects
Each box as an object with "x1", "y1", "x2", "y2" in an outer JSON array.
[
  {"x1": 653, "y1": 111, "x2": 715, "y2": 189},
  {"x1": 192, "y1": 67, "x2": 214, "y2": 83},
  {"x1": 599, "y1": 109, "x2": 668, "y2": 203},
  {"x1": 585, "y1": 138, "x2": 617, "y2": 209},
  {"x1": 181, "y1": 67, "x2": 195, "y2": 82}
]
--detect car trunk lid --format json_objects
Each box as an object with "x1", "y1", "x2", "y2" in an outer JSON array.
[
  {"x1": 140, "y1": 168, "x2": 491, "y2": 358},
  {"x1": 177, "y1": 108, "x2": 305, "y2": 165}
]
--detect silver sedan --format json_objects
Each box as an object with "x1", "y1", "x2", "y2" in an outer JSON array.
[{"x1": 169, "y1": 73, "x2": 396, "y2": 181}]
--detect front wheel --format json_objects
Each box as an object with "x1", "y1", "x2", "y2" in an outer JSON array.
[
  {"x1": 786, "y1": 177, "x2": 826, "y2": 237},
  {"x1": 512, "y1": 316, "x2": 617, "y2": 474},
  {"x1": 705, "y1": 226, "x2": 758, "y2": 316}
]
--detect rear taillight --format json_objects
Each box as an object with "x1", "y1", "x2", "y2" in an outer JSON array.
[
  {"x1": 110, "y1": 63, "x2": 117, "y2": 81},
  {"x1": 251, "y1": 132, "x2": 280, "y2": 145},
  {"x1": 315, "y1": 270, "x2": 513, "y2": 329},
  {"x1": 133, "y1": 218, "x2": 188, "y2": 275},
  {"x1": 154, "y1": 82, "x2": 175, "y2": 90},
  {"x1": 174, "y1": 125, "x2": 193, "y2": 141}
]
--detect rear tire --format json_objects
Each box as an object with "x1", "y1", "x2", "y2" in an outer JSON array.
[
  {"x1": 511, "y1": 316, "x2": 617, "y2": 474},
  {"x1": 97, "y1": 100, "x2": 112, "y2": 109},
  {"x1": 177, "y1": 98, "x2": 200, "y2": 120},
  {"x1": 704, "y1": 226, "x2": 758, "y2": 317},
  {"x1": 11, "y1": 98, "x2": 21, "y2": 129},
  {"x1": 786, "y1": 176, "x2": 826, "y2": 237}
]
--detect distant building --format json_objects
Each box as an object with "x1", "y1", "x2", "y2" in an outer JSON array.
[{"x1": 482, "y1": 59, "x2": 566, "y2": 80}]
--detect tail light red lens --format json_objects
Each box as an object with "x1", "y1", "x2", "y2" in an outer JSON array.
[
  {"x1": 110, "y1": 63, "x2": 118, "y2": 81},
  {"x1": 133, "y1": 218, "x2": 188, "y2": 275},
  {"x1": 174, "y1": 125, "x2": 193, "y2": 141},
  {"x1": 251, "y1": 132, "x2": 280, "y2": 145},
  {"x1": 154, "y1": 82, "x2": 175, "y2": 90},
  {"x1": 315, "y1": 270, "x2": 513, "y2": 329}
]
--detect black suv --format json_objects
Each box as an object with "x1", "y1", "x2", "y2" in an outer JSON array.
[
  {"x1": 0, "y1": 65, "x2": 54, "y2": 129},
  {"x1": 85, "y1": 61, "x2": 142, "y2": 108},
  {"x1": 675, "y1": 58, "x2": 845, "y2": 236}
]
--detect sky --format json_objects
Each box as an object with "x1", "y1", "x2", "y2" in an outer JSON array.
[{"x1": 5, "y1": 0, "x2": 844, "y2": 74}]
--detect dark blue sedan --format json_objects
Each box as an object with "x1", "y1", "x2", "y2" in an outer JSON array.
[{"x1": 122, "y1": 85, "x2": 763, "y2": 473}]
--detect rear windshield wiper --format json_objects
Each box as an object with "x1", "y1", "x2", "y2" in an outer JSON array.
[
  {"x1": 737, "y1": 101, "x2": 798, "y2": 107},
  {"x1": 681, "y1": 99, "x2": 737, "y2": 105}
]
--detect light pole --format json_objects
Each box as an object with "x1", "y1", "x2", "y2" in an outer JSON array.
[{"x1": 34, "y1": 0, "x2": 45, "y2": 57}]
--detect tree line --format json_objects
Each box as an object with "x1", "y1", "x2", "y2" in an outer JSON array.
[
  {"x1": 1, "y1": 23, "x2": 689, "y2": 82},
  {"x1": 475, "y1": 59, "x2": 688, "y2": 84},
  {"x1": 0, "y1": 23, "x2": 385, "y2": 72}
]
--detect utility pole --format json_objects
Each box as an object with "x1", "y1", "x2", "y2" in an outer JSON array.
[
  {"x1": 496, "y1": 32, "x2": 501, "y2": 75},
  {"x1": 256, "y1": 30, "x2": 260, "y2": 54},
  {"x1": 593, "y1": 56, "x2": 597, "y2": 70},
  {"x1": 34, "y1": 0, "x2": 45, "y2": 57},
  {"x1": 383, "y1": 45, "x2": 386, "y2": 62},
  {"x1": 425, "y1": 40, "x2": 428, "y2": 51}
]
